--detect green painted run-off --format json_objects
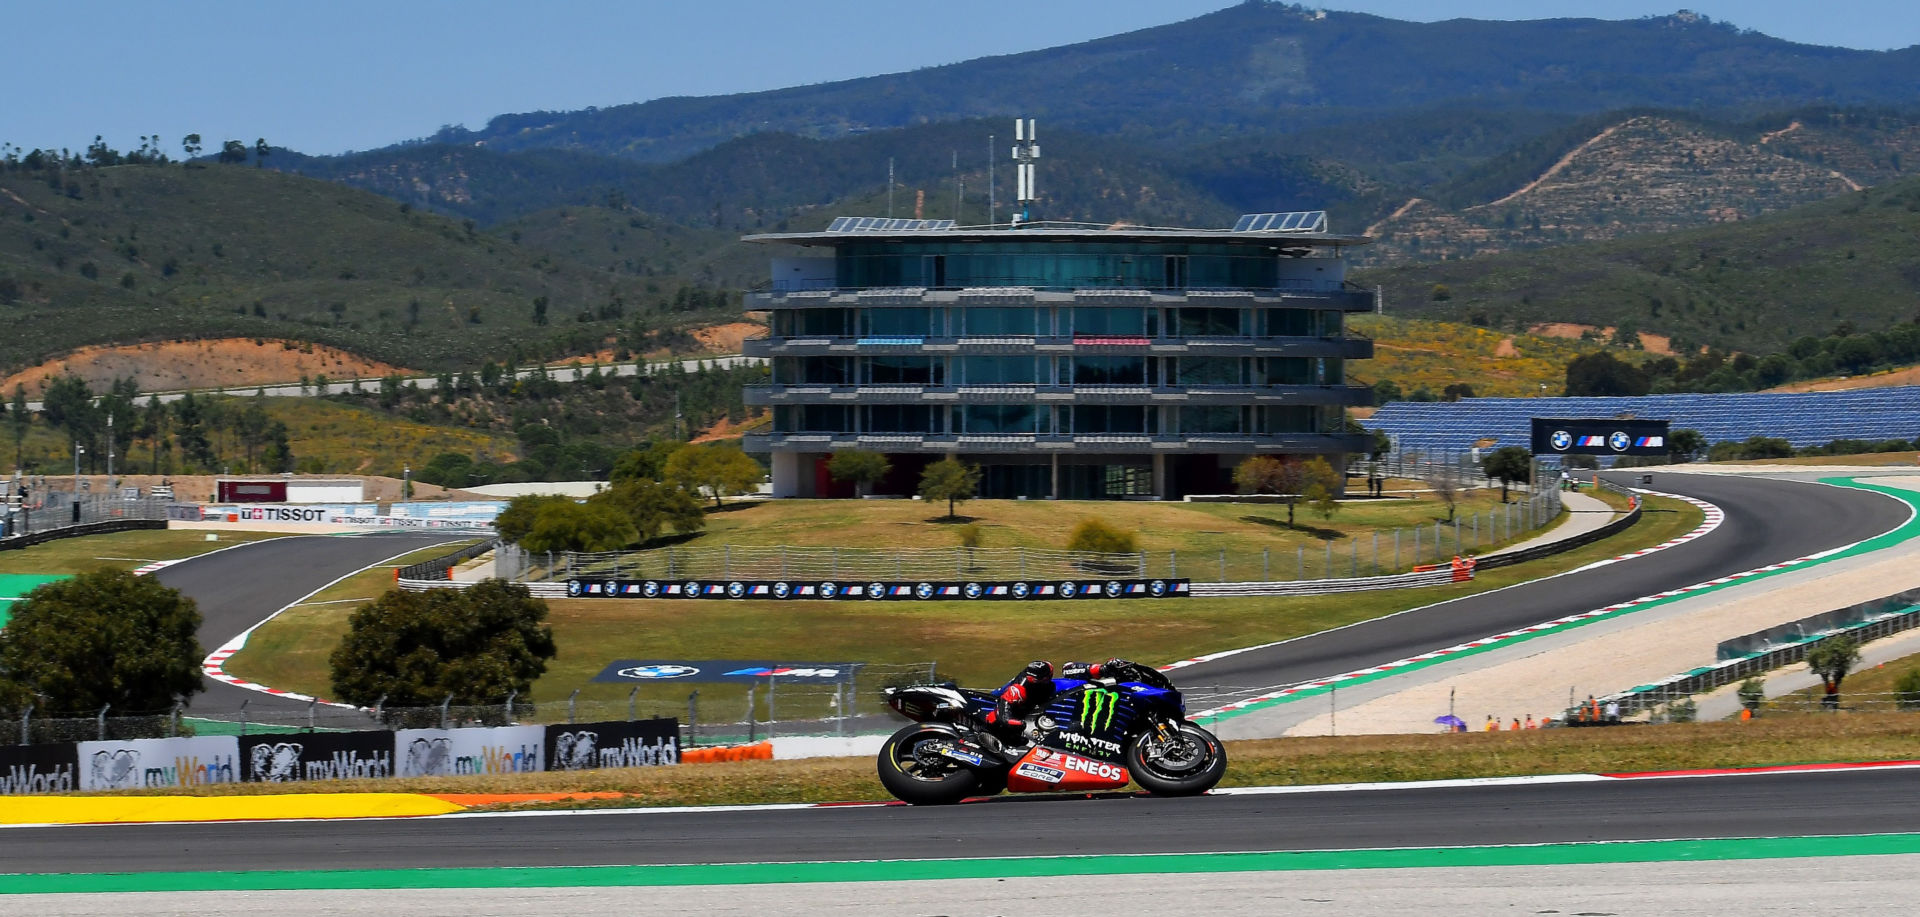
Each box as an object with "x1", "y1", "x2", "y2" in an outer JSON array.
[
  {"x1": 4, "y1": 833, "x2": 1919, "y2": 893},
  {"x1": 0, "y1": 574, "x2": 70, "y2": 629}
]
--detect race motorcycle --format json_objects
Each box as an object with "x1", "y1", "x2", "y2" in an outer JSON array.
[{"x1": 877, "y1": 662, "x2": 1226, "y2": 805}]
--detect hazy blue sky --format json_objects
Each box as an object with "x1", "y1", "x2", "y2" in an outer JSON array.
[{"x1": 8, "y1": 1, "x2": 1916, "y2": 156}]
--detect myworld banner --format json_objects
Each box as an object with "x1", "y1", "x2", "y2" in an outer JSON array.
[
  {"x1": 544, "y1": 718, "x2": 680, "y2": 771},
  {"x1": 75, "y1": 736, "x2": 240, "y2": 790},
  {"x1": 239, "y1": 730, "x2": 395, "y2": 782},
  {"x1": 395, "y1": 725, "x2": 544, "y2": 778},
  {"x1": 0, "y1": 743, "x2": 78, "y2": 795}
]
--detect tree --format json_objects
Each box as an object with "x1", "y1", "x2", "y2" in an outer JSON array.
[
  {"x1": 519, "y1": 500, "x2": 636, "y2": 554},
  {"x1": 254, "y1": 137, "x2": 270, "y2": 168},
  {"x1": 1565, "y1": 351, "x2": 1650, "y2": 396},
  {"x1": 1737, "y1": 676, "x2": 1766, "y2": 714},
  {"x1": 1480, "y1": 446, "x2": 1532, "y2": 503},
  {"x1": 329, "y1": 579, "x2": 557, "y2": 707},
  {"x1": 181, "y1": 133, "x2": 202, "y2": 162},
  {"x1": 1441, "y1": 382, "x2": 1476, "y2": 402},
  {"x1": 1668, "y1": 428, "x2": 1708, "y2": 463},
  {"x1": 494, "y1": 494, "x2": 574, "y2": 545},
  {"x1": 1234, "y1": 455, "x2": 1338, "y2": 527},
  {"x1": 664, "y1": 442, "x2": 763, "y2": 508},
  {"x1": 1805, "y1": 636, "x2": 1862, "y2": 710},
  {"x1": 919, "y1": 456, "x2": 979, "y2": 519},
  {"x1": 827, "y1": 449, "x2": 891, "y2": 497},
  {"x1": 1425, "y1": 462, "x2": 1464, "y2": 522},
  {"x1": 217, "y1": 139, "x2": 248, "y2": 164},
  {"x1": 0, "y1": 570, "x2": 204, "y2": 714},
  {"x1": 591, "y1": 479, "x2": 705, "y2": 542},
  {"x1": 1067, "y1": 518, "x2": 1138, "y2": 554}
]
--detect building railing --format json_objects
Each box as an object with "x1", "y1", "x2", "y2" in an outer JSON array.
[
  {"x1": 752, "y1": 285, "x2": 1377, "y2": 311},
  {"x1": 743, "y1": 432, "x2": 1373, "y2": 454},
  {"x1": 744, "y1": 383, "x2": 1372, "y2": 406},
  {"x1": 745, "y1": 334, "x2": 1373, "y2": 358}
]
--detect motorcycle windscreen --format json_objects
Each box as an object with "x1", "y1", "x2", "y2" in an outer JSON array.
[{"x1": 1005, "y1": 745, "x2": 1131, "y2": 793}]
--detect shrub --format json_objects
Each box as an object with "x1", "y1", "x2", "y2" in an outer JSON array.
[
  {"x1": 954, "y1": 523, "x2": 984, "y2": 550},
  {"x1": 1895, "y1": 669, "x2": 1920, "y2": 711},
  {"x1": 1068, "y1": 518, "x2": 1138, "y2": 555},
  {"x1": 1737, "y1": 676, "x2": 1766, "y2": 712}
]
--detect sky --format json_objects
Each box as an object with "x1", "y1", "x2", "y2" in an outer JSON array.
[{"x1": 7, "y1": 1, "x2": 1917, "y2": 157}]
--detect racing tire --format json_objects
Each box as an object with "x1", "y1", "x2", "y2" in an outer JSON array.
[
  {"x1": 1126, "y1": 722, "x2": 1226, "y2": 797},
  {"x1": 877, "y1": 725, "x2": 985, "y2": 805}
]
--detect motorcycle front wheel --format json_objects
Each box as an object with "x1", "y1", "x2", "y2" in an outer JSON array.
[
  {"x1": 1126, "y1": 722, "x2": 1227, "y2": 796},
  {"x1": 877, "y1": 725, "x2": 987, "y2": 805}
]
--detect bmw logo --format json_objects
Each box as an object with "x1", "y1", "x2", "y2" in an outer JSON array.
[
  {"x1": 683, "y1": 581, "x2": 701, "y2": 598},
  {"x1": 1609, "y1": 431, "x2": 1631, "y2": 452},
  {"x1": 964, "y1": 582, "x2": 983, "y2": 599},
  {"x1": 772, "y1": 582, "x2": 791, "y2": 599},
  {"x1": 617, "y1": 664, "x2": 699, "y2": 680},
  {"x1": 642, "y1": 581, "x2": 661, "y2": 598},
  {"x1": 1059, "y1": 581, "x2": 1078, "y2": 598},
  {"x1": 1550, "y1": 430, "x2": 1573, "y2": 451},
  {"x1": 819, "y1": 582, "x2": 837, "y2": 598},
  {"x1": 867, "y1": 581, "x2": 887, "y2": 599},
  {"x1": 1106, "y1": 580, "x2": 1124, "y2": 598},
  {"x1": 914, "y1": 582, "x2": 935, "y2": 600},
  {"x1": 1012, "y1": 582, "x2": 1031, "y2": 599},
  {"x1": 726, "y1": 581, "x2": 746, "y2": 598},
  {"x1": 1149, "y1": 579, "x2": 1167, "y2": 597},
  {"x1": 567, "y1": 580, "x2": 583, "y2": 597}
]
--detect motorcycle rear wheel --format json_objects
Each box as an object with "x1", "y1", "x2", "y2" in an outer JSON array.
[
  {"x1": 877, "y1": 725, "x2": 986, "y2": 805},
  {"x1": 1126, "y1": 722, "x2": 1226, "y2": 796}
]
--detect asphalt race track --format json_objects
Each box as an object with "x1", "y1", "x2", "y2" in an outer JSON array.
[
  {"x1": 1174, "y1": 472, "x2": 1910, "y2": 698},
  {"x1": 9, "y1": 768, "x2": 1920, "y2": 872},
  {"x1": 154, "y1": 532, "x2": 467, "y2": 712}
]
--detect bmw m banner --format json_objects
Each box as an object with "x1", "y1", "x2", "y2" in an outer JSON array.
[
  {"x1": 568, "y1": 578, "x2": 1190, "y2": 602},
  {"x1": 1530, "y1": 418, "x2": 1671, "y2": 456}
]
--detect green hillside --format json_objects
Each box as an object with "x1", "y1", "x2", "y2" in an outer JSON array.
[
  {"x1": 1358, "y1": 177, "x2": 1920, "y2": 352},
  {"x1": 0, "y1": 161, "x2": 739, "y2": 375}
]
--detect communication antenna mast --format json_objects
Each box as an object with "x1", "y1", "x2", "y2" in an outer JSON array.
[
  {"x1": 987, "y1": 133, "x2": 996, "y2": 225},
  {"x1": 1011, "y1": 118, "x2": 1038, "y2": 226},
  {"x1": 887, "y1": 157, "x2": 895, "y2": 218}
]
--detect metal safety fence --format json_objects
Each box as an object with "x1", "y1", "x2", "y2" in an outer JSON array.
[{"x1": 0, "y1": 493, "x2": 171, "y2": 545}]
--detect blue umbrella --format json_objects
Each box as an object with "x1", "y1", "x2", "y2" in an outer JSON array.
[{"x1": 1434, "y1": 715, "x2": 1467, "y2": 731}]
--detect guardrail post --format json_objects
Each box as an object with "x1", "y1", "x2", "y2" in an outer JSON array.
[
  {"x1": 1218, "y1": 549, "x2": 1225, "y2": 582},
  {"x1": 506, "y1": 691, "x2": 517, "y2": 722},
  {"x1": 1297, "y1": 545, "x2": 1304, "y2": 580},
  {"x1": 1262, "y1": 548, "x2": 1269, "y2": 581},
  {"x1": 1351, "y1": 537, "x2": 1358, "y2": 577},
  {"x1": 628, "y1": 686, "x2": 640, "y2": 722},
  {"x1": 1372, "y1": 532, "x2": 1380, "y2": 575},
  {"x1": 97, "y1": 704, "x2": 110, "y2": 741},
  {"x1": 170, "y1": 698, "x2": 183, "y2": 737},
  {"x1": 1324, "y1": 540, "x2": 1333, "y2": 579},
  {"x1": 20, "y1": 704, "x2": 31, "y2": 745},
  {"x1": 569, "y1": 688, "x2": 580, "y2": 724},
  {"x1": 440, "y1": 694, "x2": 453, "y2": 729},
  {"x1": 307, "y1": 698, "x2": 317, "y2": 732}
]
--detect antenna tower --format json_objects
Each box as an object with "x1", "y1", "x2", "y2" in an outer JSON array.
[{"x1": 1011, "y1": 118, "x2": 1038, "y2": 226}]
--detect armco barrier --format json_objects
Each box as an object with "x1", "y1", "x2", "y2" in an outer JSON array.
[
  {"x1": 0, "y1": 718, "x2": 681, "y2": 795},
  {"x1": 1592, "y1": 586, "x2": 1920, "y2": 718},
  {"x1": 397, "y1": 538, "x2": 500, "y2": 581},
  {"x1": 1190, "y1": 564, "x2": 1468, "y2": 597},
  {"x1": 1474, "y1": 499, "x2": 1640, "y2": 570},
  {"x1": 400, "y1": 578, "x2": 567, "y2": 597},
  {"x1": 0, "y1": 518, "x2": 166, "y2": 551}
]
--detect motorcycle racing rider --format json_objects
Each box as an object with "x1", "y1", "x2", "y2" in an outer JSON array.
[{"x1": 983, "y1": 658, "x2": 1135, "y2": 745}]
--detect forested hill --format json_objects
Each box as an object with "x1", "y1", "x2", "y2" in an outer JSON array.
[
  {"x1": 1357, "y1": 176, "x2": 1920, "y2": 354},
  {"x1": 426, "y1": 4, "x2": 1920, "y2": 164},
  {"x1": 0, "y1": 162, "x2": 741, "y2": 375}
]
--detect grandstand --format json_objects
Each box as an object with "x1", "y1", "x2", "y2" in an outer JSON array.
[{"x1": 1367, "y1": 387, "x2": 1920, "y2": 457}]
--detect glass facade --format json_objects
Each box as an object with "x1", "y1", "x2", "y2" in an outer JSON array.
[{"x1": 836, "y1": 240, "x2": 1293, "y2": 290}]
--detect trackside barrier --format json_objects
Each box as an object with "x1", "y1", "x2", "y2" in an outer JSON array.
[
  {"x1": 396, "y1": 538, "x2": 500, "y2": 581},
  {"x1": 1585, "y1": 586, "x2": 1920, "y2": 720},
  {"x1": 399, "y1": 578, "x2": 567, "y2": 597},
  {"x1": 1474, "y1": 499, "x2": 1641, "y2": 570},
  {"x1": 1189, "y1": 564, "x2": 1468, "y2": 597}
]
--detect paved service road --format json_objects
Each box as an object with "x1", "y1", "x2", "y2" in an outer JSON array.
[
  {"x1": 1174, "y1": 473, "x2": 1909, "y2": 699},
  {"x1": 10, "y1": 768, "x2": 1920, "y2": 873},
  {"x1": 155, "y1": 532, "x2": 466, "y2": 713}
]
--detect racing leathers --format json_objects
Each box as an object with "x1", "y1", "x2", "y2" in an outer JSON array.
[{"x1": 985, "y1": 658, "x2": 1134, "y2": 744}]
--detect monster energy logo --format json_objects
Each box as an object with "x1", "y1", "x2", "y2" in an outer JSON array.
[{"x1": 1078, "y1": 688, "x2": 1120, "y2": 731}]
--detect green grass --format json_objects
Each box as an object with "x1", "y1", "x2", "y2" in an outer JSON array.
[
  {"x1": 0, "y1": 528, "x2": 286, "y2": 575},
  {"x1": 228, "y1": 497, "x2": 1698, "y2": 709}
]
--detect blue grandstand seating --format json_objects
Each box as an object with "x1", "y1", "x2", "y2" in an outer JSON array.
[{"x1": 1367, "y1": 387, "x2": 1920, "y2": 458}]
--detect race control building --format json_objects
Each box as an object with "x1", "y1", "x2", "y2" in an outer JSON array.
[{"x1": 741, "y1": 213, "x2": 1375, "y2": 500}]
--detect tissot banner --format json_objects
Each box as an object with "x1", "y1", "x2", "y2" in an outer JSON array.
[
  {"x1": 0, "y1": 743, "x2": 79, "y2": 795},
  {"x1": 544, "y1": 718, "x2": 680, "y2": 770},
  {"x1": 1530, "y1": 417, "x2": 1672, "y2": 456},
  {"x1": 568, "y1": 578, "x2": 1190, "y2": 601},
  {"x1": 240, "y1": 730, "x2": 396, "y2": 782}
]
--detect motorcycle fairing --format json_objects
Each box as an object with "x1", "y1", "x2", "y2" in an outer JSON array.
[{"x1": 1004, "y1": 745, "x2": 1131, "y2": 793}]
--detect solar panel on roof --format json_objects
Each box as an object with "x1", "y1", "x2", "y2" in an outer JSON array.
[
  {"x1": 826, "y1": 217, "x2": 956, "y2": 233},
  {"x1": 1232, "y1": 211, "x2": 1328, "y2": 234}
]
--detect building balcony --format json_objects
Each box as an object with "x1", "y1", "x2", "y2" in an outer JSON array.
[
  {"x1": 747, "y1": 284, "x2": 1377, "y2": 312},
  {"x1": 744, "y1": 383, "x2": 1372, "y2": 407},
  {"x1": 744, "y1": 432, "x2": 1372, "y2": 455},
  {"x1": 744, "y1": 335, "x2": 1373, "y2": 360}
]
